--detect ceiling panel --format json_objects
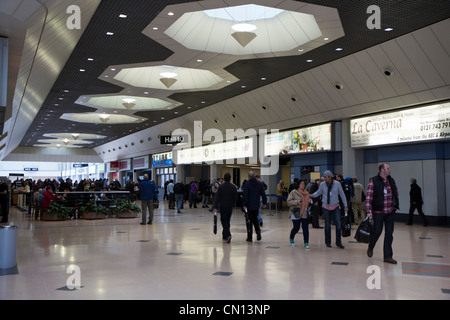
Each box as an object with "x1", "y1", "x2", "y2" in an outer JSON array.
[{"x1": 0, "y1": 0, "x2": 449, "y2": 162}]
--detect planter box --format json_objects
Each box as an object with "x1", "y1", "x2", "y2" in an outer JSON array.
[
  {"x1": 116, "y1": 211, "x2": 138, "y2": 219},
  {"x1": 81, "y1": 212, "x2": 106, "y2": 220}
]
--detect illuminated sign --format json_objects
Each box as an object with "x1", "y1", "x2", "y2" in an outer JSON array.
[
  {"x1": 350, "y1": 102, "x2": 450, "y2": 148},
  {"x1": 175, "y1": 138, "x2": 254, "y2": 165},
  {"x1": 264, "y1": 123, "x2": 332, "y2": 156}
]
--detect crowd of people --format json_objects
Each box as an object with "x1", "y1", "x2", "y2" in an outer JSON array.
[{"x1": 1, "y1": 166, "x2": 430, "y2": 267}]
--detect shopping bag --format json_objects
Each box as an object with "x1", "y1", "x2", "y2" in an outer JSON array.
[
  {"x1": 354, "y1": 218, "x2": 374, "y2": 243},
  {"x1": 213, "y1": 212, "x2": 217, "y2": 234},
  {"x1": 341, "y1": 213, "x2": 351, "y2": 237}
]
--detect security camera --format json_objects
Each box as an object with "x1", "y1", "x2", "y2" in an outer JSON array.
[
  {"x1": 334, "y1": 82, "x2": 343, "y2": 89},
  {"x1": 384, "y1": 67, "x2": 394, "y2": 76}
]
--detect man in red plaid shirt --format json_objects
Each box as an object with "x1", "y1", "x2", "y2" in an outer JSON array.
[{"x1": 365, "y1": 163, "x2": 399, "y2": 264}]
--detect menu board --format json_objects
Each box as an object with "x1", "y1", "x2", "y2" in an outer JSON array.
[
  {"x1": 264, "y1": 123, "x2": 332, "y2": 156},
  {"x1": 350, "y1": 102, "x2": 450, "y2": 148}
]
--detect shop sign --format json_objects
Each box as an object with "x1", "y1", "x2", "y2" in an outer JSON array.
[{"x1": 350, "y1": 102, "x2": 450, "y2": 148}]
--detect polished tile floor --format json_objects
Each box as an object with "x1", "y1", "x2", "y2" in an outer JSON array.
[{"x1": 1, "y1": 203, "x2": 449, "y2": 300}]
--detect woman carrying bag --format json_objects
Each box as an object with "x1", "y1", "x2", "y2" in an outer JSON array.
[{"x1": 287, "y1": 180, "x2": 310, "y2": 248}]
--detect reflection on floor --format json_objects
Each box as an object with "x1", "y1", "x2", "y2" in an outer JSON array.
[{"x1": 0, "y1": 203, "x2": 449, "y2": 300}]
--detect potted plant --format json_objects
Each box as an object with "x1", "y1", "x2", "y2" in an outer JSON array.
[
  {"x1": 80, "y1": 201, "x2": 108, "y2": 219},
  {"x1": 115, "y1": 200, "x2": 141, "y2": 218},
  {"x1": 42, "y1": 200, "x2": 71, "y2": 221}
]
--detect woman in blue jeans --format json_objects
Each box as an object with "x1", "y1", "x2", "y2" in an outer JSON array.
[{"x1": 287, "y1": 180, "x2": 310, "y2": 248}]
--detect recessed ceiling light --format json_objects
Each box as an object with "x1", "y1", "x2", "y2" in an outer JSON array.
[
  {"x1": 79, "y1": 69, "x2": 85, "y2": 72},
  {"x1": 111, "y1": 68, "x2": 116, "y2": 71},
  {"x1": 196, "y1": 59, "x2": 203, "y2": 62},
  {"x1": 241, "y1": 85, "x2": 246, "y2": 88},
  {"x1": 306, "y1": 59, "x2": 313, "y2": 63},
  {"x1": 261, "y1": 77, "x2": 267, "y2": 81},
  {"x1": 298, "y1": 49, "x2": 304, "y2": 52},
  {"x1": 153, "y1": 27, "x2": 158, "y2": 30},
  {"x1": 384, "y1": 27, "x2": 394, "y2": 32},
  {"x1": 335, "y1": 47, "x2": 343, "y2": 51},
  {"x1": 119, "y1": 14, "x2": 127, "y2": 18},
  {"x1": 324, "y1": 37, "x2": 329, "y2": 40},
  {"x1": 106, "y1": 32, "x2": 114, "y2": 36},
  {"x1": 167, "y1": 12, "x2": 174, "y2": 16},
  {"x1": 87, "y1": 58, "x2": 94, "y2": 61}
]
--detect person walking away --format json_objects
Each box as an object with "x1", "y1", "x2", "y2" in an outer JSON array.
[
  {"x1": 174, "y1": 180, "x2": 185, "y2": 213},
  {"x1": 352, "y1": 177, "x2": 365, "y2": 223},
  {"x1": 213, "y1": 173, "x2": 238, "y2": 243},
  {"x1": 256, "y1": 175, "x2": 266, "y2": 226},
  {"x1": 365, "y1": 163, "x2": 399, "y2": 264},
  {"x1": 287, "y1": 180, "x2": 310, "y2": 248},
  {"x1": 138, "y1": 174, "x2": 158, "y2": 225},
  {"x1": 310, "y1": 170, "x2": 348, "y2": 249},
  {"x1": 407, "y1": 178, "x2": 428, "y2": 226},
  {"x1": 242, "y1": 171, "x2": 267, "y2": 242}
]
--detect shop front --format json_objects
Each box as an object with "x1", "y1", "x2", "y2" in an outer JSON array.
[{"x1": 349, "y1": 101, "x2": 450, "y2": 225}]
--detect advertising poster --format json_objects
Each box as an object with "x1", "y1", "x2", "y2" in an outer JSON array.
[{"x1": 264, "y1": 123, "x2": 332, "y2": 156}]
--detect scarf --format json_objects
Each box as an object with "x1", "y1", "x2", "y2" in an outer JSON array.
[
  {"x1": 326, "y1": 180, "x2": 334, "y2": 204},
  {"x1": 298, "y1": 188, "x2": 309, "y2": 215}
]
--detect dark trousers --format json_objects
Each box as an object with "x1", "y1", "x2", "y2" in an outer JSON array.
[
  {"x1": 311, "y1": 204, "x2": 321, "y2": 227},
  {"x1": 290, "y1": 218, "x2": 309, "y2": 243},
  {"x1": 220, "y1": 206, "x2": 233, "y2": 239},
  {"x1": 369, "y1": 211, "x2": 395, "y2": 259},
  {"x1": 408, "y1": 203, "x2": 428, "y2": 225},
  {"x1": 246, "y1": 210, "x2": 261, "y2": 240}
]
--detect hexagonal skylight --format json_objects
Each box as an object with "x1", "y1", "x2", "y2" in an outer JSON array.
[{"x1": 164, "y1": 4, "x2": 323, "y2": 55}]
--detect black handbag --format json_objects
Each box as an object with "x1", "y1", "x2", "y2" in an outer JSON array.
[
  {"x1": 341, "y1": 214, "x2": 351, "y2": 237},
  {"x1": 354, "y1": 218, "x2": 374, "y2": 243},
  {"x1": 153, "y1": 198, "x2": 159, "y2": 209},
  {"x1": 292, "y1": 207, "x2": 301, "y2": 219}
]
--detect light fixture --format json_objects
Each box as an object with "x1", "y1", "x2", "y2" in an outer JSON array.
[
  {"x1": 306, "y1": 59, "x2": 313, "y2": 63},
  {"x1": 167, "y1": 11, "x2": 174, "y2": 16},
  {"x1": 159, "y1": 70, "x2": 178, "y2": 88},
  {"x1": 72, "y1": 133, "x2": 79, "y2": 140},
  {"x1": 231, "y1": 23, "x2": 257, "y2": 32},
  {"x1": 79, "y1": 69, "x2": 85, "y2": 72},
  {"x1": 87, "y1": 58, "x2": 94, "y2": 61},
  {"x1": 56, "y1": 144, "x2": 61, "y2": 149},
  {"x1": 122, "y1": 98, "x2": 136, "y2": 110},
  {"x1": 119, "y1": 14, "x2": 127, "y2": 18},
  {"x1": 384, "y1": 27, "x2": 394, "y2": 32},
  {"x1": 335, "y1": 47, "x2": 343, "y2": 51},
  {"x1": 231, "y1": 31, "x2": 257, "y2": 47},
  {"x1": 63, "y1": 138, "x2": 70, "y2": 145},
  {"x1": 99, "y1": 114, "x2": 110, "y2": 123},
  {"x1": 106, "y1": 32, "x2": 114, "y2": 35},
  {"x1": 384, "y1": 67, "x2": 394, "y2": 76}
]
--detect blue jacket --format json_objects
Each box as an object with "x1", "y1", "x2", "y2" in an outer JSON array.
[
  {"x1": 242, "y1": 178, "x2": 267, "y2": 211},
  {"x1": 138, "y1": 179, "x2": 157, "y2": 201}
]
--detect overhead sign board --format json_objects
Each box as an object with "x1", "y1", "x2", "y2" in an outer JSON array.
[{"x1": 350, "y1": 102, "x2": 450, "y2": 148}]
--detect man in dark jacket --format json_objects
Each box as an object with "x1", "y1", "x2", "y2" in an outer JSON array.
[
  {"x1": 174, "y1": 180, "x2": 185, "y2": 213},
  {"x1": 365, "y1": 163, "x2": 399, "y2": 264},
  {"x1": 138, "y1": 174, "x2": 158, "y2": 225},
  {"x1": 213, "y1": 173, "x2": 238, "y2": 243},
  {"x1": 407, "y1": 178, "x2": 428, "y2": 226},
  {"x1": 242, "y1": 171, "x2": 267, "y2": 242}
]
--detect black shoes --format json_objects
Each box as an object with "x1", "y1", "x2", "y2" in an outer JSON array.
[
  {"x1": 367, "y1": 248, "x2": 373, "y2": 257},
  {"x1": 384, "y1": 258, "x2": 397, "y2": 264}
]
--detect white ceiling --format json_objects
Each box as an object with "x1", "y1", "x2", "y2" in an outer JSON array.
[{"x1": 95, "y1": 18, "x2": 450, "y2": 162}]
